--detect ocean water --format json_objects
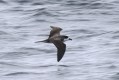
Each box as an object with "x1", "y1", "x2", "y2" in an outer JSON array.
[{"x1": 0, "y1": 0, "x2": 119, "y2": 80}]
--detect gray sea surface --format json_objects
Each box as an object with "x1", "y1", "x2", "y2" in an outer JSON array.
[{"x1": 0, "y1": 0, "x2": 119, "y2": 80}]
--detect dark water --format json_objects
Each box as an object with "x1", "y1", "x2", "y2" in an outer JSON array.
[{"x1": 0, "y1": 0, "x2": 119, "y2": 80}]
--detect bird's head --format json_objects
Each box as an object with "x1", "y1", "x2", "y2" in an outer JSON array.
[{"x1": 62, "y1": 36, "x2": 72, "y2": 41}]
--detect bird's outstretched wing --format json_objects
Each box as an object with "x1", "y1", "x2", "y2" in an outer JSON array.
[
  {"x1": 49, "y1": 29, "x2": 58, "y2": 38},
  {"x1": 52, "y1": 40, "x2": 66, "y2": 62},
  {"x1": 49, "y1": 26, "x2": 62, "y2": 38}
]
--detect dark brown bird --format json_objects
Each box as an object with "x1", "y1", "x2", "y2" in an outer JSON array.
[{"x1": 36, "y1": 26, "x2": 72, "y2": 62}]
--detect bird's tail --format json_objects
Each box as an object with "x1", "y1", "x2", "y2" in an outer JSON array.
[{"x1": 35, "y1": 39, "x2": 49, "y2": 43}]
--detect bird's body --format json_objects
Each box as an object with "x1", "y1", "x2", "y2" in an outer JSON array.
[{"x1": 36, "y1": 26, "x2": 72, "y2": 62}]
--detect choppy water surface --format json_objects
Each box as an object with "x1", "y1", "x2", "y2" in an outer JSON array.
[{"x1": 0, "y1": 0, "x2": 119, "y2": 80}]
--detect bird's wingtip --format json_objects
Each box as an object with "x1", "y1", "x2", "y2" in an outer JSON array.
[
  {"x1": 50, "y1": 26, "x2": 62, "y2": 30},
  {"x1": 50, "y1": 26, "x2": 54, "y2": 28},
  {"x1": 57, "y1": 59, "x2": 61, "y2": 62}
]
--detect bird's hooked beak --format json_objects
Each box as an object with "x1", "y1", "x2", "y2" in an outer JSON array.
[{"x1": 68, "y1": 38, "x2": 72, "y2": 40}]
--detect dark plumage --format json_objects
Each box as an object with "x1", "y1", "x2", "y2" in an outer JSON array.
[{"x1": 36, "y1": 26, "x2": 72, "y2": 62}]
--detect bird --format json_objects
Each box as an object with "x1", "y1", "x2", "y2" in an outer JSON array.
[{"x1": 36, "y1": 26, "x2": 72, "y2": 62}]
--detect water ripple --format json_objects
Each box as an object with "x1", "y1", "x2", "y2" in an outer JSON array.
[
  {"x1": 0, "y1": 0, "x2": 119, "y2": 80},
  {"x1": 5, "y1": 72, "x2": 40, "y2": 76}
]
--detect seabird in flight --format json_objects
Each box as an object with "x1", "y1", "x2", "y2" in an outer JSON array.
[{"x1": 36, "y1": 26, "x2": 72, "y2": 62}]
